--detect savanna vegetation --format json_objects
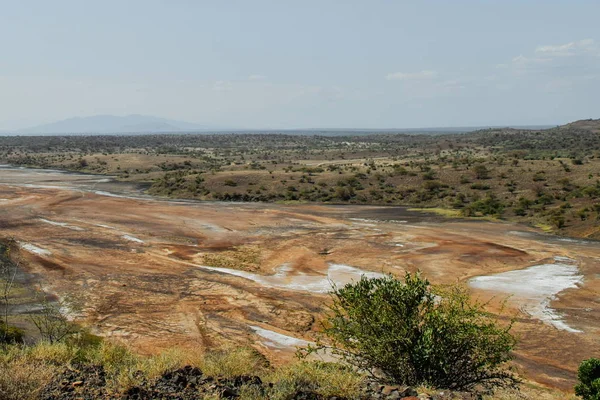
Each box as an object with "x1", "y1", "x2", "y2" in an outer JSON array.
[{"x1": 1, "y1": 119, "x2": 599, "y2": 239}]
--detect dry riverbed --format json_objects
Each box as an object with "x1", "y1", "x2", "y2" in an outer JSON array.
[{"x1": 0, "y1": 166, "x2": 599, "y2": 391}]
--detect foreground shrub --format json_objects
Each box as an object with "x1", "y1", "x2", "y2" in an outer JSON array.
[
  {"x1": 310, "y1": 272, "x2": 517, "y2": 390},
  {"x1": 575, "y1": 358, "x2": 600, "y2": 400}
]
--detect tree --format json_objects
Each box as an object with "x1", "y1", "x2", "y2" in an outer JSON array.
[
  {"x1": 29, "y1": 297, "x2": 77, "y2": 344},
  {"x1": 473, "y1": 165, "x2": 491, "y2": 180},
  {"x1": 575, "y1": 358, "x2": 600, "y2": 400},
  {"x1": 307, "y1": 273, "x2": 517, "y2": 390}
]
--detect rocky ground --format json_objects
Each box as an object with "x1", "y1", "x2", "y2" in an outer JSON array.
[{"x1": 41, "y1": 364, "x2": 482, "y2": 400}]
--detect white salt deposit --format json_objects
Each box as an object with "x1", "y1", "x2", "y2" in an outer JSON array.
[
  {"x1": 349, "y1": 217, "x2": 407, "y2": 224},
  {"x1": 197, "y1": 222, "x2": 226, "y2": 232},
  {"x1": 250, "y1": 326, "x2": 312, "y2": 349},
  {"x1": 19, "y1": 242, "x2": 52, "y2": 256},
  {"x1": 348, "y1": 218, "x2": 377, "y2": 226},
  {"x1": 94, "y1": 223, "x2": 116, "y2": 230},
  {"x1": 198, "y1": 262, "x2": 385, "y2": 293},
  {"x1": 94, "y1": 191, "x2": 137, "y2": 199},
  {"x1": 19, "y1": 184, "x2": 71, "y2": 190},
  {"x1": 39, "y1": 218, "x2": 84, "y2": 231},
  {"x1": 469, "y1": 256, "x2": 583, "y2": 333},
  {"x1": 122, "y1": 235, "x2": 145, "y2": 243}
]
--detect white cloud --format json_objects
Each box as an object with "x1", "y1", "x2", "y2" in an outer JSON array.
[
  {"x1": 535, "y1": 39, "x2": 596, "y2": 57},
  {"x1": 508, "y1": 54, "x2": 551, "y2": 72},
  {"x1": 248, "y1": 74, "x2": 267, "y2": 81},
  {"x1": 386, "y1": 70, "x2": 438, "y2": 81},
  {"x1": 505, "y1": 39, "x2": 600, "y2": 76}
]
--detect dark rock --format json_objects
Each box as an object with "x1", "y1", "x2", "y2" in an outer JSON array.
[
  {"x1": 40, "y1": 364, "x2": 108, "y2": 400},
  {"x1": 291, "y1": 390, "x2": 324, "y2": 400},
  {"x1": 221, "y1": 386, "x2": 240, "y2": 398}
]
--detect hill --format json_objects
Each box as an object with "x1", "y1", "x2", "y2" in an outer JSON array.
[{"x1": 562, "y1": 118, "x2": 600, "y2": 133}]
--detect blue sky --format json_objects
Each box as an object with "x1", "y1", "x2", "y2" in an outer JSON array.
[{"x1": 1, "y1": 1, "x2": 599, "y2": 130}]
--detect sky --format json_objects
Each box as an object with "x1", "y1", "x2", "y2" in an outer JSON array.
[{"x1": 1, "y1": 0, "x2": 599, "y2": 130}]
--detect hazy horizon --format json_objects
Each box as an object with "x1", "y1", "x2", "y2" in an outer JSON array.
[
  {"x1": 1, "y1": 1, "x2": 599, "y2": 130},
  {"x1": 0, "y1": 113, "x2": 561, "y2": 135}
]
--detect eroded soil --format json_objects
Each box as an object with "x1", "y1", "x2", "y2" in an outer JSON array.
[{"x1": 1, "y1": 167, "x2": 599, "y2": 391}]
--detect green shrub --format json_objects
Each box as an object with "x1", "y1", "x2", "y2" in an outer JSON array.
[
  {"x1": 575, "y1": 358, "x2": 600, "y2": 400},
  {"x1": 310, "y1": 273, "x2": 516, "y2": 390},
  {"x1": 473, "y1": 165, "x2": 491, "y2": 179},
  {"x1": 0, "y1": 323, "x2": 24, "y2": 344},
  {"x1": 464, "y1": 194, "x2": 505, "y2": 217}
]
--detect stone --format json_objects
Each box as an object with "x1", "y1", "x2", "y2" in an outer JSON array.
[
  {"x1": 388, "y1": 390, "x2": 401, "y2": 400},
  {"x1": 221, "y1": 387, "x2": 239, "y2": 398},
  {"x1": 382, "y1": 385, "x2": 398, "y2": 395},
  {"x1": 399, "y1": 387, "x2": 418, "y2": 397}
]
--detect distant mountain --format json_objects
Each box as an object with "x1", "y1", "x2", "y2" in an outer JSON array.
[{"x1": 16, "y1": 115, "x2": 225, "y2": 134}]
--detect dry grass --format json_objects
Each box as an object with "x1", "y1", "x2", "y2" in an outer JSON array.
[
  {"x1": 0, "y1": 359, "x2": 55, "y2": 400},
  {"x1": 0, "y1": 341, "x2": 576, "y2": 400},
  {"x1": 408, "y1": 207, "x2": 463, "y2": 218},
  {"x1": 201, "y1": 346, "x2": 269, "y2": 378},
  {"x1": 484, "y1": 384, "x2": 578, "y2": 400},
  {"x1": 202, "y1": 245, "x2": 262, "y2": 271},
  {"x1": 138, "y1": 347, "x2": 203, "y2": 381},
  {"x1": 262, "y1": 361, "x2": 365, "y2": 400},
  {"x1": 0, "y1": 341, "x2": 365, "y2": 399},
  {"x1": 0, "y1": 346, "x2": 58, "y2": 400}
]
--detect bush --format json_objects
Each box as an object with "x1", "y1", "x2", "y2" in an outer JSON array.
[
  {"x1": 473, "y1": 165, "x2": 491, "y2": 179},
  {"x1": 311, "y1": 273, "x2": 516, "y2": 390},
  {"x1": 464, "y1": 195, "x2": 505, "y2": 217},
  {"x1": 0, "y1": 323, "x2": 24, "y2": 344},
  {"x1": 575, "y1": 358, "x2": 600, "y2": 400}
]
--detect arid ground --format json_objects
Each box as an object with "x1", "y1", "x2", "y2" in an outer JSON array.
[{"x1": 1, "y1": 166, "x2": 599, "y2": 392}]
